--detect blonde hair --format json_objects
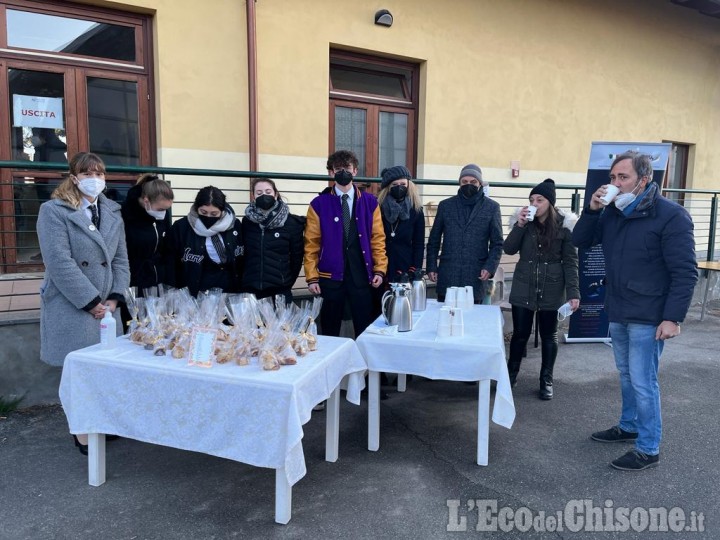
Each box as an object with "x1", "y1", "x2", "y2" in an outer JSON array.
[
  {"x1": 377, "y1": 180, "x2": 422, "y2": 212},
  {"x1": 51, "y1": 152, "x2": 106, "y2": 208}
]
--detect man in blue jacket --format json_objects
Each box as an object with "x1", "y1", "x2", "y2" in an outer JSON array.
[{"x1": 572, "y1": 151, "x2": 697, "y2": 471}]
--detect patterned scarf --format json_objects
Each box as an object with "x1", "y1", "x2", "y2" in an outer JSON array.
[{"x1": 244, "y1": 199, "x2": 289, "y2": 230}]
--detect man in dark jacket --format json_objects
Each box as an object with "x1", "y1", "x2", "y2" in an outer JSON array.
[
  {"x1": 426, "y1": 163, "x2": 504, "y2": 303},
  {"x1": 572, "y1": 151, "x2": 697, "y2": 471}
]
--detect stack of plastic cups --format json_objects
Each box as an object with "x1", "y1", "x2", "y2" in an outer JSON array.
[
  {"x1": 437, "y1": 306, "x2": 452, "y2": 337},
  {"x1": 464, "y1": 285, "x2": 474, "y2": 309},
  {"x1": 451, "y1": 307, "x2": 464, "y2": 336}
]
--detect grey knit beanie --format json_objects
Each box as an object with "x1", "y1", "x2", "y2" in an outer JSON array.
[{"x1": 459, "y1": 163, "x2": 483, "y2": 182}]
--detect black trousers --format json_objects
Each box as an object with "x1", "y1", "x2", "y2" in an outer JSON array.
[
  {"x1": 319, "y1": 277, "x2": 376, "y2": 338},
  {"x1": 508, "y1": 306, "x2": 559, "y2": 366}
]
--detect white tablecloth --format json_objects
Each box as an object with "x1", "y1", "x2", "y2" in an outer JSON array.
[
  {"x1": 59, "y1": 335, "x2": 367, "y2": 486},
  {"x1": 356, "y1": 300, "x2": 515, "y2": 428}
]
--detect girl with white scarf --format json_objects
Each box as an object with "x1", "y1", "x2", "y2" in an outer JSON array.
[{"x1": 165, "y1": 186, "x2": 243, "y2": 296}]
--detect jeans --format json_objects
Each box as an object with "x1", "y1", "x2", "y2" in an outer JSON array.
[{"x1": 609, "y1": 322, "x2": 664, "y2": 455}]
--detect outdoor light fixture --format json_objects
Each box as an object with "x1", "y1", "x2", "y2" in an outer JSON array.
[{"x1": 374, "y1": 9, "x2": 393, "y2": 27}]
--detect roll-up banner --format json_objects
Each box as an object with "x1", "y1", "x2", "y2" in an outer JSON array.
[{"x1": 565, "y1": 142, "x2": 672, "y2": 343}]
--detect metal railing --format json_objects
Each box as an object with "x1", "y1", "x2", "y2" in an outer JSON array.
[{"x1": 1, "y1": 160, "x2": 719, "y2": 314}]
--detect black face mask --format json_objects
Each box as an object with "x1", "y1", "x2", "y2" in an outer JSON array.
[
  {"x1": 334, "y1": 169, "x2": 353, "y2": 186},
  {"x1": 459, "y1": 184, "x2": 480, "y2": 198},
  {"x1": 389, "y1": 185, "x2": 408, "y2": 201},
  {"x1": 199, "y1": 214, "x2": 220, "y2": 229},
  {"x1": 255, "y1": 194, "x2": 276, "y2": 211}
]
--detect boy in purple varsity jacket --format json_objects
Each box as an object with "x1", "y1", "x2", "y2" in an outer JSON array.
[{"x1": 304, "y1": 150, "x2": 387, "y2": 337}]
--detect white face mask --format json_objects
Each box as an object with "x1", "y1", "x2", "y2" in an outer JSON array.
[
  {"x1": 557, "y1": 302, "x2": 574, "y2": 321},
  {"x1": 145, "y1": 204, "x2": 167, "y2": 221},
  {"x1": 614, "y1": 182, "x2": 643, "y2": 211},
  {"x1": 77, "y1": 177, "x2": 105, "y2": 198}
]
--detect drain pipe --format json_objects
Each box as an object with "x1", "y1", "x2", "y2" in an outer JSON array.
[{"x1": 246, "y1": 0, "x2": 258, "y2": 171}]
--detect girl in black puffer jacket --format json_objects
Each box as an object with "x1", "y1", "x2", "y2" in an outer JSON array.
[
  {"x1": 241, "y1": 179, "x2": 305, "y2": 304},
  {"x1": 121, "y1": 174, "x2": 174, "y2": 293}
]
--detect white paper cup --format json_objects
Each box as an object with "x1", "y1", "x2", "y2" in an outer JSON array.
[
  {"x1": 445, "y1": 287, "x2": 457, "y2": 307},
  {"x1": 456, "y1": 287, "x2": 467, "y2": 309},
  {"x1": 464, "y1": 286, "x2": 474, "y2": 307},
  {"x1": 600, "y1": 184, "x2": 620, "y2": 206},
  {"x1": 438, "y1": 307, "x2": 452, "y2": 327},
  {"x1": 437, "y1": 324, "x2": 452, "y2": 338},
  {"x1": 526, "y1": 205, "x2": 537, "y2": 221}
]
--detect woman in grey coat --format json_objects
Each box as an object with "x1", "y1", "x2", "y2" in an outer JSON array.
[
  {"x1": 504, "y1": 179, "x2": 580, "y2": 400},
  {"x1": 37, "y1": 152, "x2": 129, "y2": 453}
]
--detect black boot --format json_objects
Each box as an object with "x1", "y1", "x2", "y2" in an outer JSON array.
[
  {"x1": 507, "y1": 335, "x2": 526, "y2": 388},
  {"x1": 539, "y1": 339, "x2": 558, "y2": 400}
]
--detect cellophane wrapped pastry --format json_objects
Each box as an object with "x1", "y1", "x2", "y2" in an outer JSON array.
[
  {"x1": 125, "y1": 287, "x2": 321, "y2": 370},
  {"x1": 298, "y1": 297, "x2": 323, "y2": 352}
]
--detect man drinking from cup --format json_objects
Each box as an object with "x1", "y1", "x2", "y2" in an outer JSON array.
[{"x1": 572, "y1": 151, "x2": 697, "y2": 471}]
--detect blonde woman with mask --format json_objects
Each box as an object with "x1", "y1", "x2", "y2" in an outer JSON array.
[{"x1": 37, "y1": 152, "x2": 130, "y2": 454}]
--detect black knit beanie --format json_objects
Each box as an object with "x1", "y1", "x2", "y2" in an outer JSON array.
[{"x1": 530, "y1": 178, "x2": 556, "y2": 206}]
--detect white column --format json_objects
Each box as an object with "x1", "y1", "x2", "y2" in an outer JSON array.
[
  {"x1": 476, "y1": 380, "x2": 491, "y2": 466},
  {"x1": 274, "y1": 468, "x2": 292, "y2": 524},
  {"x1": 368, "y1": 370, "x2": 380, "y2": 451},
  {"x1": 325, "y1": 386, "x2": 340, "y2": 462},
  {"x1": 397, "y1": 373, "x2": 407, "y2": 392},
  {"x1": 87, "y1": 433, "x2": 106, "y2": 486}
]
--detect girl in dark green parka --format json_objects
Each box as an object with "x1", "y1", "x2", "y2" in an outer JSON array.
[{"x1": 504, "y1": 179, "x2": 580, "y2": 400}]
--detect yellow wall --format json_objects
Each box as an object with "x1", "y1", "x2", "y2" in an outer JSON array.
[
  {"x1": 94, "y1": 0, "x2": 720, "y2": 187},
  {"x1": 254, "y1": 0, "x2": 720, "y2": 186},
  {"x1": 86, "y1": 0, "x2": 251, "y2": 170}
]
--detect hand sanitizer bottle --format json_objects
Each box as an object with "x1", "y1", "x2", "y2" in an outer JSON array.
[{"x1": 100, "y1": 308, "x2": 117, "y2": 349}]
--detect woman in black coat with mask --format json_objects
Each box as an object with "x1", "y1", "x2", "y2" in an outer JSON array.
[
  {"x1": 121, "y1": 174, "x2": 174, "y2": 294},
  {"x1": 165, "y1": 186, "x2": 243, "y2": 296},
  {"x1": 241, "y1": 179, "x2": 305, "y2": 304},
  {"x1": 377, "y1": 166, "x2": 426, "y2": 283}
]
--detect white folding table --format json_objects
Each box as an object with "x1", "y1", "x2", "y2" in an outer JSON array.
[
  {"x1": 59, "y1": 335, "x2": 366, "y2": 524},
  {"x1": 356, "y1": 300, "x2": 515, "y2": 465}
]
